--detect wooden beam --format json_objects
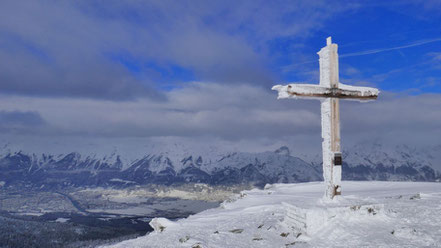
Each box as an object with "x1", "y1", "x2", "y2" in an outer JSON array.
[
  {"x1": 272, "y1": 83, "x2": 379, "y2": 101},
  {"x1": 286, "y1": 88, "x2": 378, "y2": 100},
  {"x1": 331, "y1": 98, "x2": 340, "y2": 153}
]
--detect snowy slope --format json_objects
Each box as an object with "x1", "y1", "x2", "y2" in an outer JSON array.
[{"x1": 104, "y1": 181, "x2": 441, "y2": 248}]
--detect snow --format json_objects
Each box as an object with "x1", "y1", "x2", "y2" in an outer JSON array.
[
  {"x1": 319, "y1": 38, "x2": 338, "y2": 88},
  {"x1": 320, "y1": 98, "x2": 338, "y2": 199},
  {"x1": 103, "y1": 181, "x2": 441, "y2": 248},
  {"x1": 271, "y1": 83, "x2": 379, "y2": 101},
  {"x1": 109, "y1": 178, "x2": 136, "y2": 184},
  {"x1": 88, "y1": 199, "x2": 218, "y2": 217},
  {"x1": 76, "y1": 184, "x2": 236, "y2": 204},
  {"x1": 338, "y1": 83, "x2": 380, "y2": 96},
  {"x1": 55, "y1": 217, "x2": 70, "y2": 223},
  {"x1": 0, "y1": 136, "x2": 245, "y2": 172}
]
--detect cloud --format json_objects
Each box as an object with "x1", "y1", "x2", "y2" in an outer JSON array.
[
  {"x1": 0, "y1": 83, "x2": 319, "y2": 139},
  {"x1": 1, "y1": 1, "x2": 440, "y2": 155},
  {"x1": 0, "y1": 1, "x2": 166, "y2": 101},
  {"x1": 0, "y1": 110, "x2": 47, "y2": 134},
  {"x1": 340, "y1": 92, "x2": 441, "y2": 146},
  {"x1": 339, "y1": 38, "x2": 441, "y2": 58},
  {"x1": 0, "y1": 83, "x2": 440, "y2": 152},
  {"x1": 0, "y1": 0, "x2": 353, "y2": 100}
]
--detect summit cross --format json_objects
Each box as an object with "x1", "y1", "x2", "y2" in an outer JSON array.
[{"x1": 272, "y1": 37, "x2": 379, "y2": 200}]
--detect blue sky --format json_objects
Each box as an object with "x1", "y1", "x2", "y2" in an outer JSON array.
[
  {"x1": 0, "y1": 0, "x2": 440, "y2": 153},
  {"x1": 105, "y1": 1, "x2": 441, "y2": 94}
]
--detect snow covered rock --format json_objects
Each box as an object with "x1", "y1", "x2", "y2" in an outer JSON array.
[
  {"x1": 274, "y1": 146, "x2": 290, "y2": 156},
  {"x1": 150, "y1": 218, "x2": 179, "y2": 233}
]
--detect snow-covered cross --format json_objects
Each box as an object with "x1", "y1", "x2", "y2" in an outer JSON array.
[{"x1": 272, "y1": 37, "x2": 379, "y2": 200}]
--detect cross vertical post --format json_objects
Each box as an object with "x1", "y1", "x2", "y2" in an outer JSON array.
[{"x1": 318, "y1": 37, "x2": 342, "y2": 199}]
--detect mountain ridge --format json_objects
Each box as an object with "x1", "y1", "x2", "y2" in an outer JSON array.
[{"x1": 1, "y1": 144, "x2": 440, "y2": 189}]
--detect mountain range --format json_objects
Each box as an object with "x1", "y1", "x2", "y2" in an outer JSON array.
[{"x1": 0, "y1": 143, "x2": 440, "y2": 189}]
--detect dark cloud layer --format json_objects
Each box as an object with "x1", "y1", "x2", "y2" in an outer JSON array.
[
  {"x1": 1, "y1": 84, "x2": 440, "y2": 150},
  {"x1": 0, "y1": 111, "x2": 45, "y2": 126},
  {"x1": 0, "y1": 110, "x2": 47, "y2": 134}
]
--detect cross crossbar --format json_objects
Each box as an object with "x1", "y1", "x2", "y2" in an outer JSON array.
[{"x1": 272, "y1": 83, "x2": 378, "y2": 100}]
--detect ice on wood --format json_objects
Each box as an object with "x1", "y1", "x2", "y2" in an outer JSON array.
[
  {"x1": 272, "y1": 37, "x2": 379, "y2": 199},
  {"x1": 271, "y1": 83, "x2": 379, "y2": 101}
]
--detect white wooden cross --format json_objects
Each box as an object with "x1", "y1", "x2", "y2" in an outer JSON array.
[{"x1": 272, "y1": 37, "x2": 379, "y2": 200}]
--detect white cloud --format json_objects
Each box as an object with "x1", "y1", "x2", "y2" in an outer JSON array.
[{"x1": 0, "y1": 0, "x2": 354, "y2": 99}]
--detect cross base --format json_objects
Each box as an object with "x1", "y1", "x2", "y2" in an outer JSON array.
[{"x1": 282, "y1": 201, "x2": 384, "y2": 236}]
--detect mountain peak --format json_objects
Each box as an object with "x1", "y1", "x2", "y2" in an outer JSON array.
[{"x1": 275, "y1": 146, "x2": 290, "y2": 156}]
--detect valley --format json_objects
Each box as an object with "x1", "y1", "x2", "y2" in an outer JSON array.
[{"x1": 0, "y1": 184, "x2": 233, "y2": 247}]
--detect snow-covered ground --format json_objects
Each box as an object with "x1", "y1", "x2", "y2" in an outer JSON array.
[{"x1": 104, "y1": 181, "x2": 441, "y2": 248}]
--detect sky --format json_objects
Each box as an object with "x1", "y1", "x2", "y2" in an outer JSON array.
[{"x1": 0, "y1": 0, "x2": 441, "y2": 155}]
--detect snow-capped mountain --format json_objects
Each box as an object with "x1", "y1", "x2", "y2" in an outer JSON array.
[
  {"x1": 0, "y1": 142, "x2": 439, "y2": 189},
  {"x1": 340, "y1": 142, "x2": 440, "y2": 181},
  {"x1": 0, "y1": 147, "x2": 321, "y2": 189}
]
